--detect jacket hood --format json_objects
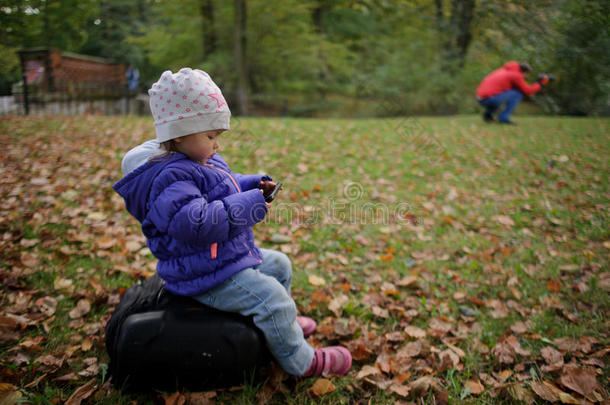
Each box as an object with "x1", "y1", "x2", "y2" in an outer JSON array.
[
  {"x1": 113, "y1": 154, "x2": 184, "y2": 222},
  {"x1": 503, "y1": 61, "x2": 521, "y2": 72}
]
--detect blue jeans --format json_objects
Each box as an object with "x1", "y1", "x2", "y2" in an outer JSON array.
[
  {"x1": 194, "y1": 248, "x2": 314, "y2": 375},
  {"x1": 478, "y1": 89, "x2": 523, "y2": 122}
]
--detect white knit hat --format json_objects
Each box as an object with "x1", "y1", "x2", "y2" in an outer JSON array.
[{"x1": 148, "y1": 68, "x2": 231, "y2": 142}]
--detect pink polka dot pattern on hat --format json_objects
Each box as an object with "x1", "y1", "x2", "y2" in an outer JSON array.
[{"x1": 148, "y1": 67, "x2": 231, "y2": 142}]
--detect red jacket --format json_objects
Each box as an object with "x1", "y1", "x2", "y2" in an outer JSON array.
[{"x1": 476, "y1": 61, "x2": 541, "y2": 99}]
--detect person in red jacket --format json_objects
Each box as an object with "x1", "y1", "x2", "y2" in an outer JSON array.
[{"x1": 476, "y1": 61, "x2": 550, "y2": 124}]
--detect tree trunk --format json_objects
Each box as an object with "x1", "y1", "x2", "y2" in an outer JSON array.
[
  {"x1": 233, "y1": 0, "x2": 248, "y2": 115},
  {"x1": 449, "y1": 0, "x2": 475, "y2": 68},
  {"x1": 201, "y1": 0, "x2": 217, "y2": 59},
  {"x1": 435, "y1": 0, "x2": 476, "y2": 71},
  {"x1": 312, "y1": 1, "x2": 328, "y2": 90}
]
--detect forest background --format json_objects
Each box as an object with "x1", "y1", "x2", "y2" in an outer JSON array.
[{"x1": 1, "y1": 0, "x2": 608, "y2": 117}]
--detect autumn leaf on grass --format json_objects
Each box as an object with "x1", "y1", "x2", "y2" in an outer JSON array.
[
  {"x1": 308, "y1": 274, "x2": 325, "y2": 286},
  {"x1": 464, "y1": 378, "x2": 485, "y2": 395},
  {"x1": 408, "y1": 376, "x2": 439, "y2": 397},
  {"x1": 35, "y1": 296, "x2": 58, "y2": 317},
  {"x1": 510, "y1": 321, "x2": 531, "y2": 335},
  {"x1": 404, "y1": 325, "x2": 426, "y2": 339},
  {"x1": 438, "y1": 349, "x2": 460, "y2": 370},
  {"x1": 492, "y1": 340, "x2": 515, "y2": 364},
  {"x1": 428, "y1": 317, "x2": 453, "y2": 335},
  {"x1": 380, "y1": 254, "x2": 394, "y2": 262},
  {"x1": 506, "y1": 383, "x2": 535, "y2": 404},
  {"x1": 547, "y1": 279, "x2": 562, "y2": 292},
  {"x1": 347, "y1": 341, "x2": 374, "y2": 361},
  {"x1": 356, "y1": 365, "x2": 381, "y2": 380},
  {"x1": 183, "y1": 391, "x2": 217, "y2": 405},
  {"x1": 558, "y1": 366, "x2": 600, "y2": 398},
  {"x1": 21, "y1": 251, "x2": 40, "y2": 267},
  {"x1": 389, "y1": 383, "x2": 410, "y2": 398},
  {"x1": 308, "y1": 378, "x2": 335, "y2": 397},
  {"x1": 328, "y1": 294, "x2": 349, "y2": 317},
  {"x1": 540, "y1": 346, "x2": 563, "y2": 372},
  {"x1": 493, "y1": 215, "x2": 515, "y2": 228},
  {"x1": 65, "y1": 378, "x2": 98, "y2": 405},
  {"x1": 0, "y1": 383, "x2": 22, "y2": 404},
  {"x1": 163, "y1": 392, "x2": 186, "y2": 405},
  {"x1": 96, "y1": 236, "x2": 114, "y2": 250},
  {"x1": 531, "y1": 381, "x2": 560, "y2": 403},
  {"x1": 397, "y1": 275, "x2": 417, "y2": 287},
  {"x1": 69, "y1": 299, "x2": 91, "y2": 319}
]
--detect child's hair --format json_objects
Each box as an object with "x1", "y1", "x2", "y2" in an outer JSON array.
[{"x1": 149, "y1": 139, "x2": 180, "y2": 162}]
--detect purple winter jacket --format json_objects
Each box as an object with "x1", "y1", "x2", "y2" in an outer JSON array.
[{"x1": 113, "y1": 152, "x2": 271, "y2": 296}]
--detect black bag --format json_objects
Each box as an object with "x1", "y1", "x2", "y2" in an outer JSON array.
[{"x1": 105, "y1": 274, "x2": 270, "y2": 391}]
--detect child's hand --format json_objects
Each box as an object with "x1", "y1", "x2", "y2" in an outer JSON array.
[
  {"x1": 259, "y1": 180, "x2": 277, "y2": 197},
  {"x1": 259, "y1": 189, "x2": 272, "y2": 211}
]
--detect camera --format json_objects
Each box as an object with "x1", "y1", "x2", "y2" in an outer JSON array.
[{"x1": 538, "y1": 73, "x2": 555, "y2": 82}]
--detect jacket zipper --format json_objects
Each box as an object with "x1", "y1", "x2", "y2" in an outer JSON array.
[
  {"x1": 203, "y1": 163, "x2": 241, "y2": 193},
  {"x1": 204, "y1": 163, "x2": 240, "y2": 261}
]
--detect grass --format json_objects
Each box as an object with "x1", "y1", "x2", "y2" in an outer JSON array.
[{"x1": 0, "y1": 114, "x2": 608, "y2": 404}]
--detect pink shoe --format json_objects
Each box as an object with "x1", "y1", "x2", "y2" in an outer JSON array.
[
  {"x1": 296, "y1": 316, "x2": 317, "y2": 337},
  {"x1": 302, "y1": 347, "x2": 352, "y2": 377}
]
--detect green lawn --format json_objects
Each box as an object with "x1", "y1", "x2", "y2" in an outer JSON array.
[{"x1": 0, "y1": 114, "x2": 608, "y2": 404}]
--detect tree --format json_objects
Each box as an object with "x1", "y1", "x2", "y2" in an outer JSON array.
[
  {"x1": 233, "y1": 0, "x2": 248, "y2": 115},
  {"x1": 201, "y1": 0, "x2": 217, "y2": 59},
  {"x1": 435, "y1": 0, "x2": 476, "y2": 71},
  {"x1": 545, "y1": 0, "x2": 610, "y2": 115}
]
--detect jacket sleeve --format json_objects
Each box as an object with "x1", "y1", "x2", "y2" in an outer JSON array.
[
  {"x1": 233, "y1": 173, "x2": 273, "y2": 191},
  {"x1": 148, "y1": 176, "x2": 267, "y2": 245},
  {"x1": 511, "y1": 73, "x2": 542, "y2": 96}
]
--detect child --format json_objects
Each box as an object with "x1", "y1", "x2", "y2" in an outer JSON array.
[{"x1": 113, "y1": 68, "x2": 351, "y2": 377}]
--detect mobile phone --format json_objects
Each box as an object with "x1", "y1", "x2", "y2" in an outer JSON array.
[{"x1": 265, "y1": 181, "x2": 283, "y2": 202}]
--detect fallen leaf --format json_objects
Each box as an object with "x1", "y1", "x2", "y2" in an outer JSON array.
[
  {"x1": 397, "y1": 275, "x2": 417, "y2": 287},
  {"x1": 540, "y1": 346, "x2": 563, "y2": 372},
  {"x1": 389, "y1": 383, "x2": 410, "y2": 398},
  {"x1": 465, "y1": 379, "x2": 485, "y2": 395},
  {"x1": 506, "y1": 383, "x2": 535, "y2": 404},
  {"x1": 364, "y1": 374, "x2": 393, "y2": 390},
  {"x1": 531, "y1": 380, "x2": 560, "y2": 402},
  {"x1": 0, "y1": 383, "x2": 22, "y2": 404},
  {"x1": 547, "y1": 279, "x2": 562, "y2": 292},
  {"x1": 308, "y1": 378, "x2": 335, "y2": 396},
  {"x1": 184, "y1": 391, "x2": 217, "y2": 405},
  {"x1": 328, "y1": 294, "x2": 349, "y2": 317},
  {"x1": 372, "y1": 306, "x2": 389, "y2": 318},
  {"x1": 308, "y1": 274, "x2": 325, "y2": 286},
  {"x1": 557, "y1": 391, "x2": 580, "y2": 404},
  {"x1": 380, "y1": 254, "x2": 394, "y2": 262},
  {"x1": 558, "y1": 366, "x2": 599, "y2": 397},
  {"x1": 408, "y1": 376, "x2": 438, "y2": 396},
  {"x1": 81, "y1": 337, "x2": 93, "y2": 351},
  {"x1": 438, "y1": 349, "x2": 460, "y2": 368},
  {"x1": 404, "y1": 325, "x2": 426, "y2": 339},
  {"x1": 163, "y1": 392, "x2": 186, "y2": 405},
  {"x1": 429, "y1": 318, "x2": 452, "y2": 334},
  {"x1": 356, "y1": 365, "x2": 380, "y2": 380},
  {"x1": 510, "y1": 321, "x2": 530, "y2": 335},
  {"x1": 65, "y1": 379, "x2": 97, "y2": 405},
  {"x1": 36, "y1": 296, "x2": 58, "y2": 317},
  {"x1": 96, "y1": 236, "x2": 114, "y2": 249},
  {"x1": 69, "y1": 299, "x2": 91, "y2": 319},
  {"x1": 494, "y1": 215, "x2": 515, "y2": 227},
  {"x1": 492, "y1": 341, "x2": 515, "y2": 364},
  {"x1": 20, "y1": 252, "x2": 40, "y2": 267}
]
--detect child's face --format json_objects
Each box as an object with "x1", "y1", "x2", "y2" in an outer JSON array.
[{"x1": 175, "y1": 129, "x2": 224, "y2": 162}]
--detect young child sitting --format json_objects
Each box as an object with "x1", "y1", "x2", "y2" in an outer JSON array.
[{"x1": 113, "y1": 68, "x2": 351, "y2": 377}]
